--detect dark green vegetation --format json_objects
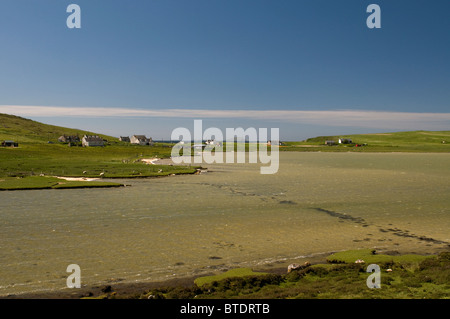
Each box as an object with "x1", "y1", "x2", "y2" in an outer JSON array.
[
  {"x1": 282, "y1": 131, "x2": 450, "y2": 152},
  {"x1": 0, "y1": 141, "x2": 196, "y2": 178},
  {"x1": 92, "y1": 250, "x2": 449, "y2": 299},
  {"x1": 0, "y1": 113, "x2": 198, "y2": 190},
  {"x1": 194, "y1": 268, "x2": 270, "y2": 287}
]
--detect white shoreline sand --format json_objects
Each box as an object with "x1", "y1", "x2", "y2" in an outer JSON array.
[
  {"x1": 141, "y1": 158, "x2": 160, "y2": 165},
  {"x1": 55, "y1": 176, "x2": 100, "y2": 182}
]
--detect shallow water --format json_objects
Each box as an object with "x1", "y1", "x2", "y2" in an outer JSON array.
[{"x1": 0, "y1": 152, "x2": 449, "y2": 296}]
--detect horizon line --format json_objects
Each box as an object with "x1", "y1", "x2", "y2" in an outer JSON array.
[{"x1": 1, "y1": 105, "x2": 450, "y2": 131}]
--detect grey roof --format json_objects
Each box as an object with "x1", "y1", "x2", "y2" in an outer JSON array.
[{"x1": 83, "y1": 135, "x2": 103, "y2": 142}]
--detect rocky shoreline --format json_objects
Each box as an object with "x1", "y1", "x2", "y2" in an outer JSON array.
[
  {"x1": 2, "y1": 249, "x2": 448, "y2": 299},
  {"x1": 0, "y1": 254, "x2": 327, "y2": 299}
]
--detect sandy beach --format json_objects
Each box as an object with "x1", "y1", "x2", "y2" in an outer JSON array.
[{"x1": 140, "y1": 158, "x2": 160, "y2": 165}]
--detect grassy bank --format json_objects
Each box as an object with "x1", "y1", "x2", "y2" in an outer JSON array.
[
  {"x1": 0, "y1": 176, "x2": 123, "y2": 191},
  {"x1": 83, "y1": 249, "x2": 450, "y2": 299},
  {"x1": 194, "y1": 268, "x2": 270, "y2": 287},
  {"x1": 0, "y1": 113, "x2": 200, "y2": 190},
  {"x1": 0, "y1": 143, "x2": 199, "y2": 190}
]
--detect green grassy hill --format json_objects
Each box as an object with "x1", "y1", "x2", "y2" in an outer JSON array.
[
  {"x1": 283, "y1": 130, "x2": 450, "y2": 152},
  {"x1": 0, "y1": 113, "x2": 116, "y2": 143},
  {"x1": 305, "y1": 130, "x2": 450, "y2": 146}
]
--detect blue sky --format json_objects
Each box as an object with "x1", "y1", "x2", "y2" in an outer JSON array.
[{"x1": 0, "y1": 0, "x2": 449, "y2": 140}]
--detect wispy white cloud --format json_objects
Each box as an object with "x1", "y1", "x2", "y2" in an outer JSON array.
[{"x1": 1, "y1": 105, "x2": 450, "y2": 130}]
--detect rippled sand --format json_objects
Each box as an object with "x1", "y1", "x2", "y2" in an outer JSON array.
[{"x1": 0, "y1": 152, "x2": 449, "y2": 296}]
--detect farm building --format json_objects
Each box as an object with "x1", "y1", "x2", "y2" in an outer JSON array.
[
  {"x1": 58, "y1": 135, "x2": 80, "y2": 143},
  {"x1": 82, "y1": 135, "x2": 104, "y2": 147},
  {"x1": 325, "y1": 140, "x2": 336, "y2": 146},
  {"x1": 1, "y1": 140, "x2": 18, "y2": 147},
  {"x1": 119, "y1": 136, "x2": 131, "y2": 142},
  {"x1": 130, "y1": 135, "x2": 153, "y2": 145},
  {"x1": 205, "y1": 139, "x2": 222, "y2": 147},
  {"x1": 339, "y1": 138, "x2": 353, "y2": 144},
  {"x1": 268, "y1": 140, "x2": 282, "y2": 146}
]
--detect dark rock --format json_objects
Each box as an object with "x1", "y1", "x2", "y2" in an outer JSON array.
[
  {"x1": 101, "y1": 285, "x2": 113, "y2": 293},
  {"x1": 287, "y1": 261, "x2": 311, "y2": 273}
]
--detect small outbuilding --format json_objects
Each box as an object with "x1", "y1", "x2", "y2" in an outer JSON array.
[
  {"x1": 119, "y1": 136, "x2": 131, "y2": 143},
  {"x1": 1, "y1": 140, "x2": 18, "y2": 147},
  {"x1": 58, "y1": 135, "x2": 80, "y2": 143},
  {"x1": 205, "y1": 139, "x2": 222, "y2": 147},
  {"x1": 339, "y1": 138, "x2": 353, "y2": 144}
]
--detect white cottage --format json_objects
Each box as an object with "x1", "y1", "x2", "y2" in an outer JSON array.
[
  {"x1": 82, "y1": 135, "x2": 104, "y2": 147},
  {"x1": 130, "y1": 135, "x2": 153, "y2": 145}
]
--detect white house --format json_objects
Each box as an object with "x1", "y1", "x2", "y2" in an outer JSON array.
[
  {"x1": 82, "y1": 135, "x2": 104, "y2": 147},
  {"x1": 130, "y1": 135, "x2": 153, "y2": 145},
  {"x1": 205, "y1": 139, "x2": 222, "y2": 147}
]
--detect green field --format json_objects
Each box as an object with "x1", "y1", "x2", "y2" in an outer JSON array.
[
  {"x1": 0, "y1": 142, "x2": 198, "y2": 190},
  {"x1": 282, "y1": 131, "x2": 450, "y2": 152},
  {"x1": 0, "y1": 142, "x2": 196, "y2": 177}
]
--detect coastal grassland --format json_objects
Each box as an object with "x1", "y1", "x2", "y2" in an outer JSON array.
[
  {"x1": 326, "y1": 249, "x2": 432, "y2": 266},
  {"x1": 0, "y1": 142, "x2": 198, "y2": 190},
  {"x1": 281, "y1": 131, "x2": 450, "y2": 153},
  {"x1": 0, "y1": 113, "x2": 199, "y2": 189},
  {"x1": 102, "y1": 250, "x2": 450, "y2": 299}
]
